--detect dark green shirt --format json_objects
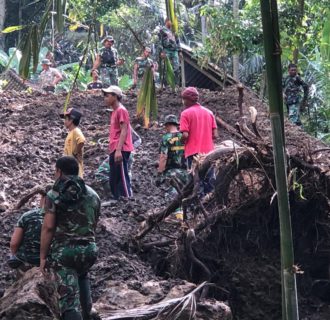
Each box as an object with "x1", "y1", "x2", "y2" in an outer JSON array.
[
  {"x1": 45, "y1": 176, "x2": 101, "y2": 246},
  {"x1": 159, "y1": 132, "x2": 185, "y2": 170},
  {"x1": 16, "y1": 208, "x2": 44, "y2": 266},
  {"x1": 135, "y1": 56, "x2": 154, "y2": 78},
  {"x1": 283, "y1": 75, "x2": 308, "y2": 105}
]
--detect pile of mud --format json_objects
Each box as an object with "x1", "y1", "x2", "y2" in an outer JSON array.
[{"x1": 0, "y1": 87, "x2": 329, "y2": 319}]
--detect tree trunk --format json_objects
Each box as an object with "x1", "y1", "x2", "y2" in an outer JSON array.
[
  {"x1": 0, "y1": 0, "x2": 6, "y2": 49},
  {"x1": 232, "y1": 0, "x2": 239, "y2": 80}
]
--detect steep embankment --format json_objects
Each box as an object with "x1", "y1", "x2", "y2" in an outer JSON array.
[{"x1": 0, "y1": 87, "x2": 329, "y2": 319}]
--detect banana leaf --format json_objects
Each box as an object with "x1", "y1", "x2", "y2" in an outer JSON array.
[
  {"x1": 31, "y1": 25, "x2": 40, "y2": 73},
  {"x1": 165, "y1": 56, "x2": 176, "y2": 90},
  {"x1": 19, "y1": 31, "x2": 32, "y2": 80},
  {"x1": 1, "y1": 25, "x2": 26, "y2": 34},
  {"x1": 321, "y1": 10, "x2": 330, "y2": 62},
  {"x1": 136, "y1": 67, "x2": 157, "y2": 128}
]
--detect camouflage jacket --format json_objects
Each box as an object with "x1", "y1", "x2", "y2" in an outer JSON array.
[
  {"x1": 157, "y1": 26, "x2": 180, "y2": 53},
  {"x1": 100, "y1": 47, "x2": 118, "y2": 67},
  {"x1": 16, "y1": 208, "x2": 44, "y2": 265},
  {"x1": 283, "y1": 75, "x2": 308, "y2": 105},
  {"x1": 159, "y1": 132, "x2": 185, "y2": 171},
  {"x1": 46, "y1": 175, "x2": 101, "y2": 246},
  {"x1": 135, "y1": 56, "x2": 154, "y2": 78}
]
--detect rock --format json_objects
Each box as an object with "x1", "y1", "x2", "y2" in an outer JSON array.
[{"x1": 0, "y1": 268, "x2": 59, "y2": 320}]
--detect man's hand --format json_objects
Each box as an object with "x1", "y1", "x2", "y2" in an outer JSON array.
[
  {"x1": 115, "y1": 150, "x2": 123, "y2": 163},
  {"x1": 160, "y1": 52, "x2": 166, "y2": 59},
  {"x1": 117, "y1": 58, "x2": 125, "y2": 66},
  {"x1": 39, "y1": 257, "x2": 47, "y2": 275}
]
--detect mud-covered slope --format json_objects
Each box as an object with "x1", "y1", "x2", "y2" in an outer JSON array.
[{"x1": 0, "y1": 87, "x2": 329, "y2": 319}]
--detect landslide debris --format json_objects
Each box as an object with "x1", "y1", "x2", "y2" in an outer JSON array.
[{"x1": 0, "y1": 87, "x2": 329, "y2": 319}]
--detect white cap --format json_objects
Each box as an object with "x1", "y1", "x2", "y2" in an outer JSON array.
[{"x1": 102, "y1": 85, "x2": 123, "y2": 98}]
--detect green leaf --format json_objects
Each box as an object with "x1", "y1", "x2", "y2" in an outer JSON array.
[
  {"x1": 19, "y1": 32, "x2": 32, "y2": 79},
  {"x1": 1, "y1": 25, "x2": 25, "y2": 34},
  {"x1": 165, "y1": 56, "x2": 175, "y2": 90},
  {"x1": 0, "y1": 50, "x2": 9, "y2": 67}
]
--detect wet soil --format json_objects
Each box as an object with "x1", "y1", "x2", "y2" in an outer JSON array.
[{"x1": 0, "y1": 87, "x2": 329, "y2": 319}]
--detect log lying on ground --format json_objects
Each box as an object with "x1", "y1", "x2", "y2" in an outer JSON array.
[
  {"x1": 0, "y1": 268, "x2": 59, "y2": 320},
  {"x1": 134, "y1": 146, "x2": 243, "y2": 241}
]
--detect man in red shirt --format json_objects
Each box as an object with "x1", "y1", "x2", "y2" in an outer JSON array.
[
  {"x1": 103, "y1": 86, "x2": 134, "y2": 199},
  {"x1": 180, "y1": 87, "x2": 218, "y2": 193}
]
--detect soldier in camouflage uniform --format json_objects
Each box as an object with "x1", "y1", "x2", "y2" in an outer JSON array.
[
  {"x1": 40, "y1": 156, "x2": 101, "y2": 320},
  {"x1": 283, "y1": 63, "x2": 309, "y2": 125},
  {"x1": 8, "y1": 191, "x2": 48, "y2": 275},
  {"x1": 158, "y1": 115, "x2": 189, "y2": 219},
  {"x1": 157, "y1": 18, "x2": 182, "y2": 85},
  {"x1": 92, "y1": 36, "x2": 124, "y2": 86},
  {"x1": 133, "y1": 47, "x2": 154, "y2": 89}
]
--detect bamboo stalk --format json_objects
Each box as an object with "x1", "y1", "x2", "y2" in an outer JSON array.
[{"x1": 259, "y1": 1, "x2": 299, "y2": 320}]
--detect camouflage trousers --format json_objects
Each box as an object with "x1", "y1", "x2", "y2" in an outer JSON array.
[
  {"x1": 287, "y1": 103, "x2": 301, "y2": 125},
  {"x1": 164, "y1": 168, "x2": 190, "y2": 200},
  {"x1": 51, "y1": 242, "x2": 98, "y2": 317},
  {"x1": 164, "y1": 49, "x2": 180, "y2": 85},
  {"x1": 100, "y1": 66, "x2": 118, "y2": 86}
]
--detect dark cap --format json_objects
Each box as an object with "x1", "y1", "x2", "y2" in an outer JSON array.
[
  {"x1": 60, "y1": 108, "x2": 82, "y2": 120},
  {"x1": 164, "y1": 114, "x2": 179, "y2": 125}
]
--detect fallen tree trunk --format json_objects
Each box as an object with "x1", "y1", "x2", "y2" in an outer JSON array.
[{"x1": 134, "y1": 146, "x2": 243, "y2": 241}]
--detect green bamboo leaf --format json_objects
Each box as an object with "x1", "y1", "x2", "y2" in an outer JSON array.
[
  {"x1": 19, "y1": 32, "x2": 32, "y2": 79},
  {"x1": 31, "y1": 25, "x2": 39, "y2": 73},
  {"x1": 165, "y1": 56, "x2": 176, "y2": 90},
  {"x1": 1, "y1": 25, "x2": 25, "y2": 34},
  {"x1": 137, "y1": 67, "x2": 157, "y2": 127}
]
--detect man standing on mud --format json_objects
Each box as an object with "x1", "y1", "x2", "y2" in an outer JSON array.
[
  {"x1": 157, "y1": 18, "x2": 182, "y2": 85},
  {"x1": 103, "y1": 86, "x2": 134, "y2": 199},
  {"x1": 40, "y1": 156, "x2": 101, "y2": 320},
  {"x1": 180, "y1": 87, "x2": 217, "y2": 193},
  {"x1": 39, "y1": 58, "x2": 63, "y2": 93},
  {"x1": 92, "y1": 36, "x2": 124, "y2": 86},
  {"x1": 283, "y1": 63, "x2": 309, "y2": 126}
]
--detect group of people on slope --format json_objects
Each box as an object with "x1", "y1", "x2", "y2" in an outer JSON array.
[
  {"x1": 39, "y1": 17, "x2": 181, "y2": 93},
  {"x1": 8, "y1": 83, "x2": 217, "y2": 319}
]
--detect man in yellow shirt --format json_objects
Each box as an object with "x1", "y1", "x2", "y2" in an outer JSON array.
[{"x1": 60, "y1": 108, "x2": 86, "y2": 177}]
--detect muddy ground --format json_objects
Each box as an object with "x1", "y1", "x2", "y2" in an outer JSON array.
[{"x1": 0, "y1": 86, "x2": 329, "y2": 319}]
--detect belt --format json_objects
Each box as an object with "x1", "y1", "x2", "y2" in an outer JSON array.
[{"x1": 101, "y1": 64, "x2": 117, "y2": 68}]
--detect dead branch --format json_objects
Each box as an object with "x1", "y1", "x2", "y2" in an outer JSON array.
[
  {"x1": 15, "y1": 186, "x2": 48, "y2": 210},
  {"x1": 134, "y1": 147, "x2": 243, "y2": 241},
  {"x1": 237, "y1": 84, "x2": 244, "y2": 117},
  {"x1": 249, "y1": 106, "x2": 262, "y2": 139},
  {"x1": 185, "y1": 229, "x2": 211, "y2": 298}
]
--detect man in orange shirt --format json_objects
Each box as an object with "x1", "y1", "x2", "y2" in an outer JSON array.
[{"x1": 61, "y1": 108, "x2": 86, "y2": 177}]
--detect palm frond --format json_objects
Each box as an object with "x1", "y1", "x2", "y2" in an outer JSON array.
[{"x1": 100, "y1": 282, "x2": 208, "y2": 320}]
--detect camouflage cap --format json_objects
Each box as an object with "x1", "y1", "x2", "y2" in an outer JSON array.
[
  {"x1": 103, "y1": 36, "x2": 115, "y2": 43},
  {"x1": 41, "y1": 58, "x2": 52, "y2": 65},
  {"x1": 164, "y1": 114, "x2": 179, "y2": 125},
  {"x1": 144, "y1": 47, "x2": 152, "y2": 53}
]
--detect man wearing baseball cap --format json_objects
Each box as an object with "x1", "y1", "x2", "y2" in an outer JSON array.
[
  {"x1": 60, "y1": 108, "x2": 86, "y2": 177},
  {"x1": 39, "y1": 58, "x2": 63, "y2": 93},
  {"x1": 180, "y1": 87, "x2": 218, "y2": 193},
  {"x1": 92, "y1": 36, "x2": 124, "y2": 86},
  {"x1": 103, "y1": 86, "x2": 134, "y2": 199},
  {"x1": 133, "y1": 47, "x2": 155, "y2": 89}
]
